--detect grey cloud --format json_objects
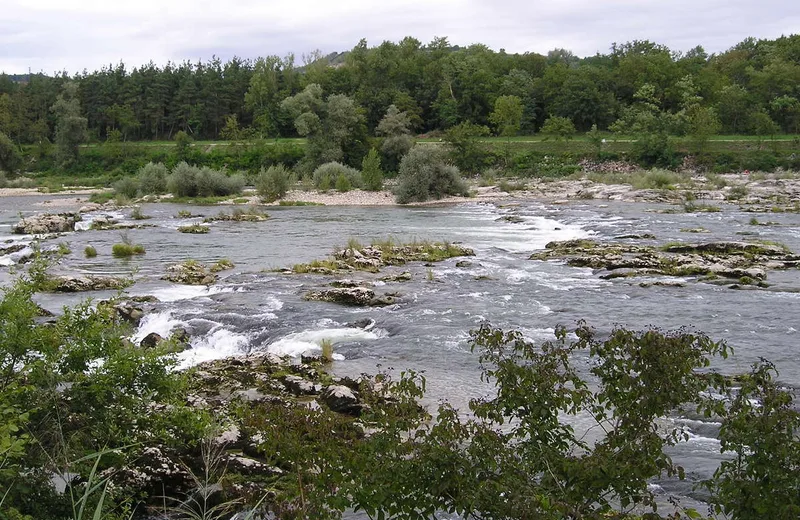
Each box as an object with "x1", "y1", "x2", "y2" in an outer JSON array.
[{"x1": 1, "y1": 0, "x2": 798, "y2": 73}]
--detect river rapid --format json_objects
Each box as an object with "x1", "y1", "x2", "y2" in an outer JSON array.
[{"x1": 2, "y1": 194, "x2": 799, "y2": 513}]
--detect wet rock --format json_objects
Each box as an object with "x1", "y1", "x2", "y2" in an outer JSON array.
[
  {"x1": 321, "y1": 385, "x2": 362, "y2": 416},
  {"x1": 0, "y1": 243, "x2": 25, "y2": 256},
  {"x1": 213, "y1": 424, "x2": 242, "y2": 448},
  {"x1": 496, "y1": 215, "x2": 525, "y2": 223},
  {"x1": 662, "y1": 241, "x2": 788, "y2": 256},
  {"x1": 282, "y1": 375, "x2": 319, "y2": 395},
  {"x1": 162, "y1": 261, "x2": 217, "y2": 285},
  {"x1": 114, "y1": 302, "x2": 144, "y2": 325},
  {"x1": 346, "y1": 318, "x2": 375, "y2": 330},
  {"x1": 380, "y1": 271, "x2": 412, "y2": 282},
  {"x1": 330, "y1": 279, "x2": 371, "y2": 288},
  {"x1": 111, "y1": 446, "x2": 192, "y2": 496},
  {"x1": 170, "y1": 326, "x2": 191, "y2": 346},
  {"x1": 224, "y1": 454, "x2": 282, "y2": 477},
  {"x1": 301, "y1": 353, "x2": 323, "y2": 364},
  {"x1": 533, "y1": 238, "x2": 796, "y2": 287},
  {"x1": 614, "y1": 233, "x2": 656, "y2": 240},
  {"x1": 13, "y1": 213, "x2": 80, "y2": 234},
  {"x1": 305, "y1": 287, "x2": 395, "y2": 306},
  {"x1": 48, "y1": 275, "x2": 131, "y2": 292},
  {"x1": 140, "y1": 333, "x2": 164, "y2": 349},
  {"x1": 455, "y1": 260, "x2": 473, "y2": 268}
]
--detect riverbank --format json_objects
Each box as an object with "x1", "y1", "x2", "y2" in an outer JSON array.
[{"x1": 2, "y1": 171, "x2": 799, "y2": 209}]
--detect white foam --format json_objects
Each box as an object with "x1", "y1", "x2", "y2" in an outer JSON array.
[
  {"x1": 132, "y1": 310, "x2": 185, "y2": 344},
  {"x1": 178, "y1": 328, "x2": 250, "y2": 369},
  {"x1": 138, "y1": 284, "x2": 234, "y2": 302},
  {"x1": 266, "y1": 327, "x2": 385, "y2": 358},
  {"x1": 75, "y1": 211, "x2": 126, "y2": 231},
  {"x1": 0, "y1": 245, "x2": 34, "y2": 266}
]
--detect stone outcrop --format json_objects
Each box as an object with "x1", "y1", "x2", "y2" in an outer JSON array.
[
  {"x1": 13, "y1": 213, "x2": 80, "y2": 234},
  {"x1": 47, "y1": 275, "x2": 132, "y2": 292},
  {"x1": 162, "y1": 261, "x2": 217, "y2": 285},
  {"x1": 531, "y1": 239, "x2": 799, "y2": 287},
  {"x1": 305, "y1": 287, "x2": 397, "y2": 306}
]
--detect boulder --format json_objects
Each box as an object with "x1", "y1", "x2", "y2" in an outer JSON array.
[
  {"x1": 162, "y1": 262, "x2": 217, "y2": 285},
  {"x1": 306, "y1": 287, "x2": 382, "y2": 306},
  {"x1": 455, "y1": 260, "x2": 473, "y2": 268},
  {"x1": 114, "y1": 302, "x2": 144, "y2": 325},
  {"x1": 140, "y1": 333, "x2": 164, "y2": 349},
  {"x1": 48, "y1": 275, "x2": 131, "y2": 292},
  {"x1": 662, "y1": 241, "x2": 788, "y2": 256},
  {"x1": 281, "y1": 374, "x2": 319, "y2": 395},
  {"x1": 321, "y1": 385, "x2": 362, "y2": 416},
  {"x1": 13, "y1": 213, "x2": 80, "y2": 234}
]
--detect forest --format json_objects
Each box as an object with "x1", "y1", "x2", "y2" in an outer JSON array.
[{"x1": 1, "y1": 34, "x2": 799, "y2": 145}]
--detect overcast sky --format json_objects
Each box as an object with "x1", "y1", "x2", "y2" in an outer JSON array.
[{"x1": 2, "y1": 0, "x2": 799, "y2": 74}]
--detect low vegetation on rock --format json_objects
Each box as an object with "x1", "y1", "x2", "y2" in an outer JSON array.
[
  {"x1": 531, "y1": 238, "x2": 797, "y2": 286},
  {"x1": 288, "y1": 238, "x2": 474, "y2": 275}
]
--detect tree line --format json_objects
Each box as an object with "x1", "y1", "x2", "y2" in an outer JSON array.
[{"x1": 1, "y1": 34, "x2": 799, "y2": 146}]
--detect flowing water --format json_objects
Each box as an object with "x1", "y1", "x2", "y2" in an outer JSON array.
[{"x1": 2, "y1": 194, "x2": 800, "y2": 513}]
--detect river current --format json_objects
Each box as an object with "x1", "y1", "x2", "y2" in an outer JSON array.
[{"x1": 2, "y1": 194, "x2": 799, "y2": 513}]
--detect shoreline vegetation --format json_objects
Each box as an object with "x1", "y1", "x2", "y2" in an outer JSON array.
[{"x1": 2, "y1": 32, "x2": 800, "y2": 519}]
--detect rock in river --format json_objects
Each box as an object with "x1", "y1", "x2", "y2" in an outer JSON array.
[{"x1": 13, "y1": 213, "x2": 80, "y2": 234}]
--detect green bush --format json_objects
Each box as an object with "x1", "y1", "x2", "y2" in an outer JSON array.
[
  {"x1": 742, "y1": 151, "x2": 779, "y2": 172},
  {"x1": 137, "y1": 161, "x2": 168, "y2": 194},
  {"x1": 256, "y1": 164, "x2": 290, "y2": 202},
  {"x1": 112, "y1": 176, "x2": 139, "y2": 199},
  {"x1": 395, "y1": 146, "x2": 469, "y2": 204},
  {"x1": 0, "y1": 131, "x2": 22, "y2": 174},
  {"x1": 361, "y1": 148, "x2": 384, "y2": 191},
  {"x1": 632, "y1": 133, "x2": 680, "y2": 168},
  {"x1": 166, "y1": 161, "x2": 200, "y2": 197},
  {"x1": 335, "y1": 172, "x2": 352, "y2": 192},
  {"x1": 312, "y1": 162, "x2": 362, "y2": 191},
  {"x1": 112, "y1": 242, "x2": 145, "y2": 257},
  {"x1": 84, "y1": 245, "x2": 97, "y2": 257},
  {"x1": 195, "y1": 167, "x2": 244, "y2": 197}
]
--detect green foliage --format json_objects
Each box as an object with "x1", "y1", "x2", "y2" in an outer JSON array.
[
  {"x1": 312, "y1": 162, "x2": 362, "y2": 191},
  {"x1": 51, "y1": 82, "x2": 88, "y2": 166},
  {"x1": 395, "y1": 145, "x2": 468, "y2": 204},
  {"x1": 195, "y1": 167, "x2": 245, "y2": 197},
  {"x1": 255, "y1": 163, "x2": 290, "y2": 202},
  {"x1": 705, "y1": 360, "x2": 800, "y2": 519},
  {"x1": 540, "y1": 115, "x2": 577, "y2": 141},
  {"x1": 174, "y1": 130, "x2": 193, "y2": 160},
  {"x1": 84, "y1": 245, "x2": 97, "y2": 258},
  {"x1": 443, "y1": 122, "x2": 491, "y2": 174},
  {"x1": 0, "y1": 131, "x2": 21, "y2": 174},
  {"x1": 360, "y1": 148, "x2": 383, "y2": 191},
  {"x1": 167, "y1": 161, "x2": 199, "y2": 197},
  {"x1": 281, "y1": 85, "x2": 365, "y2": 172},
  {"x1": 0, "y1": 271, "x2": 206, "y2": 518},
  {"x1": 136, "y1": 161, "x2": 168, "y2": 195},
  {"x1": 111, "y1": 242, "x2": 145, "y2": 258},
  {"x1": 489, "y1": 95, "x2": 524, "y2": 137},
  {"x1": 334, "y1": 172, "x2": 352, "y2": 192},
  {"x1": 376, "y1": 104, "x2": 414, "y2": 173},
  {"x1": 112, "y1": 176, "x2": 139, "y2": 199}
]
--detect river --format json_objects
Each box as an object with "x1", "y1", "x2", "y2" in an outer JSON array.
[{"x1": 2, "y1": 194, "x2": 799, "y2": 513}]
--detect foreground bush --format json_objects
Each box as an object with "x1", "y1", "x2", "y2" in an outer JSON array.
[
  {"x1": 256, "y1": 163, "x2": 290, "y2": 202},
  {"x1": 0, "y1": 265, "x2": 796, "y2": 518},
  {"x1": 312, "y1": 162, "x2": 362, "y2": 191},
  {"x1": 395, "y1": 145, "x2": 468, "y2": 204}
]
